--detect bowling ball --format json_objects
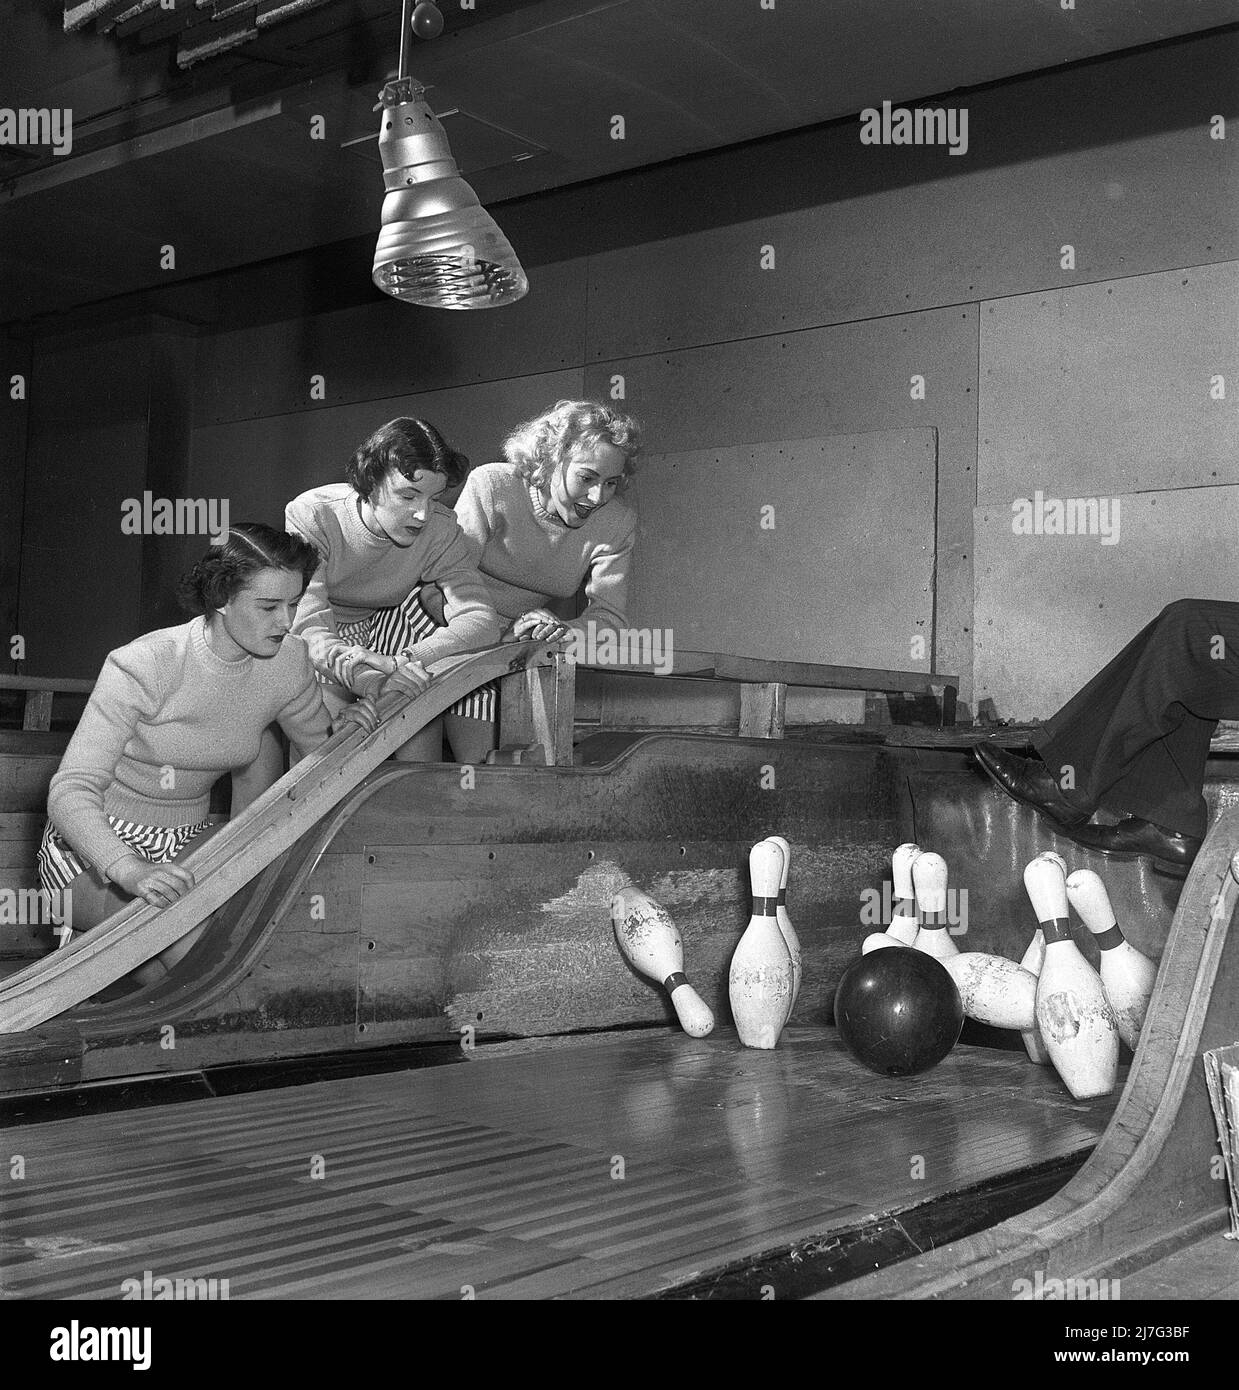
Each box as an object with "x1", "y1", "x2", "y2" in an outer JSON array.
[{"x1": 833, "y1": 949, "x2": 964, "y2": 1077}]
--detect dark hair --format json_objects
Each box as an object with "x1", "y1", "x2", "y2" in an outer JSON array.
[
  {"x1": 177, "y1": 523, "x2": 321, "y2": 613},
  {"x1": 346, "y1": 417, "x2": 470, "y2": 500}
]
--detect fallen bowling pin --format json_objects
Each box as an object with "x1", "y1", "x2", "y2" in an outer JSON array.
[
  {"x1": 888, "y1": 843, "x2": 922, "y2": 945},
  {"x1": 729, "y1": 840, "x2": 795, "y2": 1049},
  {"x1": 1018, "y1": 928, "x2": 1052, "y2": 1064},
  {"x1": 1066, "y1": 868, "x2": 1157, "y2": 1051},
  {"x1": 763, "y1": 836, "x2": 803, "y2": 1016},
  {"x1": 1023, "y1": 856, "x2": 1118, "y2": 1099},
  {"x1": 611, "y1": 886, "x2": 715, "y2": 1037},
  {"x1": 942, "y1": 952, "x2": 1037, "y2": 1029},
  {"x1": 911, "y1": 852, "x2": 960, "y2": 959}
]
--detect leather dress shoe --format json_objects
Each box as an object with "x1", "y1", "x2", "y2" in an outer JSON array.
[
  {"x1": 1064, "y1": 816, "x2": 1201, "y2": 875},
  {"x1": 972, "y1": 743, "x2": 1092, "y2": 828}
]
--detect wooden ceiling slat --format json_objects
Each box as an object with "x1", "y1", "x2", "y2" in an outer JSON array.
[{"x1": 63, "y1": 0, "x2": 130, "y2": 32}]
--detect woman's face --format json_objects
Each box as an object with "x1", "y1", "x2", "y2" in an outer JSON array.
[
  {"x1": 548, "y1": 441, "x2": 627, "y2": 527},
  {"x1": 361, "y1": 467, "x2": 448, "y2": 546},
  {"x1": 216, "y1": 567, "x2": 304, "y2": 658}
]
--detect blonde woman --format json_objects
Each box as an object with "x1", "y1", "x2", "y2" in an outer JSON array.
[{"x1": 413, "y1": 400, "x2": 641, "y2": 762}]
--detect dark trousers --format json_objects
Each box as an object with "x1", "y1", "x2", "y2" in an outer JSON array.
[{"x1": 1031, "y1": 600, "x2": 1239, "y2": 840}]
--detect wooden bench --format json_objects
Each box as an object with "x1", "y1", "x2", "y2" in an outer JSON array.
[{"x1": 0, "y1": 675, "x2": 94, "y2": 732}]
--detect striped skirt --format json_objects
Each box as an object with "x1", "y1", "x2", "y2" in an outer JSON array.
[
  {"x1": 37, "y1": 816, "x2": 213, "y2": 897},
  {"x1": 338, "y1": 586, "x2": 495, "y2": 721}
]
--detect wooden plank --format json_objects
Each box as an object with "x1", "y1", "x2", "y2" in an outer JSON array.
[
  {"x1": 0, "y1": 640, "x2": 551, "y2": 1032},
  {"x1": 717, "y1": 654, "x2": 956, "y2": 695},
  {"x1": 495, "y1": 653, "x2": 575, "y2": 766},
  {"x1": 0, "y1": 675, "x2": 95, "y2": 694},
  {"x1": 738, "y1": 681, "x2": 786, "y2": 739},
  {"x1": 979, "y1": 265, "x2": 1239, "y2": 502},
  {"x1": 21, "y1": 690, "x2": 53, "y2": 732}
]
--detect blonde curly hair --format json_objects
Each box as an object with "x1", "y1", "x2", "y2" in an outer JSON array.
[{"x1": 502, "y1": 400, "x2": 641, "y2": 495}]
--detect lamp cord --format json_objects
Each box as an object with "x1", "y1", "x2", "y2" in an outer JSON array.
[{"x1": 398, "y1": 0, "x2": 412, "y2": 80}]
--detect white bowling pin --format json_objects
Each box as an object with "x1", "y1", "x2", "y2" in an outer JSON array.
[
  {"x1": 942, "y1": 953, "x2": 1037, "y2": 1029},
  {"x1": 1066, "y1": 868, "x2": 1157, "y2": 1051},
  {"x1": 1023, "y1": 857, "x2": 1118, "y2": 1099},
  {"x1": 888, "y1": 843, "x2": 921, "y2": 945},
  {"x1": 729, "y1": 841, "x2": 795, "y2": 1049},
  {"x1": 1018, "y1": 929, "x2": 1052, "y2": 1064},
  {"x1": 611, "y1": 886, "x2": 715, "y2": 1037},
  {"x1": 1021, "y1": 850, "x2": 1068, "y2": 1063},
  {"x1": 763, "y1": 836, "x2": 803, "y2": 1016},
  {"x1": 861, "y1": 931, "x2": 907, "y2": 954},
  {"x1": 911, "y1": 852, "x2": 960, "y2": 959}
]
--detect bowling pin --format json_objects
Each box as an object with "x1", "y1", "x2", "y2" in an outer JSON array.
[
  {"x1": 861, "y1": 931, "x2": 907, "y2": 953},
  {"x1": 611, "y1": 886, "x2": 715, "y2": 1038},
  {"x1": 1023, "y1": 857, "x2": 1118, "y2": 1099},
  {"x1": 1018, "y1": 928, "x2": 1052, "y2": 1064},
  {"x1": 911, "y1": 852, "x2": 960, "y2": 959},
  {"x1": 729, "y1": 841, "x2": 795, "y2": 1049},
  {"x1": 888, "y1": 843, "x2": 922, "y2": 945},
  {"x1": 1021, "y1": 851, "x2": 1067, "y2": 1062},
  {"x1": 763, "y1": 836, "x2": 803, "y2": 1016},
  {"x1": 1066, "y1": 868, "x2": 1157, "y2": 1051},
  {"x1": 942, "y1": 953, "x2": 1037, "y2": 1029}
]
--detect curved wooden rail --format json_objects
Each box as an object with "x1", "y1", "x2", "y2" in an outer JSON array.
[
  {"x1": 822, "y1": 804, "x2": 1239, "y2": 1299},
  {"x1": 0, "y1": 640, "x2": 546, "y2": 1033},
  {"x1": 68, "y1": 763, "x2": 416, "y2": 1030}
]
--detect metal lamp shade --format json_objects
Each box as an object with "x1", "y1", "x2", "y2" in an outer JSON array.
[{"x1": 372, "y1": 81, "x2": 528, "y2": 309}]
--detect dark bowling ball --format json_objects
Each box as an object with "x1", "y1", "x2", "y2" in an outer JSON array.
[{"x1": 833, "y1": 948, "x2": 964, "y2": 1076}]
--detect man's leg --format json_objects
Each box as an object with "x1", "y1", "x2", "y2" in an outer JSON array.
[{"x1": 1034, "y1": 599, "x2": 1239, "y2": 838}]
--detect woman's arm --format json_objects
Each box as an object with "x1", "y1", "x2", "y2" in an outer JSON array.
[
  {"x1": 402, "y1": 524, "x2": 502, "y2": 664},
  {"x1": 573, "y1": 517, "x2": 637, "y2": 636},
  {"x1": 46, "y1": 650, "x2": 164, "y2": 880}
]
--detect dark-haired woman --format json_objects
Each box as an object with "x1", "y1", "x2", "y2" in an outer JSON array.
[
  {"x1": 285, "y1": 416, "x2": 501, "y2": 761},
  {"x1": 39, "y1": 524, "x2": 378, "y2": 983}
]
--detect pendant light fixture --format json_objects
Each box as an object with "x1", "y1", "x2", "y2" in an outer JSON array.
[{"x1": 371, "y1": 0, "x2": 528, "y2": 309}]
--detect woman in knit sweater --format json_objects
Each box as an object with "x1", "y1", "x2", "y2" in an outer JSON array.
[
  {"x1": 40, "y1": 524, "x2": 378, "y2": 983},
  {"x1": 285, "y1": 417, "x2": 502, "y2": 762},
  {"x1": 415, "y1": 399, "x2": 641, "y2": 762}
]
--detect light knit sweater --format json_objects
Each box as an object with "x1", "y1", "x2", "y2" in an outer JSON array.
[
  {"x1": 47, "y1": 617, "x2": 332, "y2": 877},
  {"x1": 286, "y1": 483, "x2": 501, "y2": 693},
  {"x1": 454, "y1": 463, "x2": 636, "y2": 632}
]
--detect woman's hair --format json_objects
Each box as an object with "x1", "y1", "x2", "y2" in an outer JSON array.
[
  {"x1": 346, "y1": 417, "x2": 470, "y2": 499},
  {"x1": 177, "y1": 523, "x2": 321, "y2": 613},
  {"x1": 502, "y1": 400, "x2": 641, "y2": 495}
]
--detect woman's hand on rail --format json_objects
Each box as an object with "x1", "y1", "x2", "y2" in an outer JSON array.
[
  {"x1": 512, "y1": 609, "x2": 571, "y2": 643},
  {"x1": 333, "y1": 695, "x2": 381, "y2": 738},
  {"x1": 108, "y1": 854, "x2": 196, "y2": 908},
  {"x1": 379, "y1": 660, "x2": 432, "y2": 700}
]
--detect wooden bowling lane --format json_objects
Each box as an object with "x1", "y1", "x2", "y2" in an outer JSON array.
[{"x1": 0, "y1": 1026, "x2": 1119, "y2": 1300}]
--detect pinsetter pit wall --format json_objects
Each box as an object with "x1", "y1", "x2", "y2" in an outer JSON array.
[{"x1": 2, "y1": 734, "x2": 1229, "y2": 1102}]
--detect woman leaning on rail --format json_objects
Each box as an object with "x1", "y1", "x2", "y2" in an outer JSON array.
[
  {"x1": 409, "y1": 399, "x2": 642, "y2": 762},
  {"x1": 38, "y1": 524, "x2": 378, "y2": 987}
]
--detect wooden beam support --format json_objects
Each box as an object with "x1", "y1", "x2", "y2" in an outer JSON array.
[
  {"x1": 495, "y1": 652, "x2": 576, "y2": 765},
  {"x1": 738, "y1": 681, "x2": 786, "y2": 739},
  {"x1": 21, "y1": 691, "x2": 54, "y2": 732}
]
